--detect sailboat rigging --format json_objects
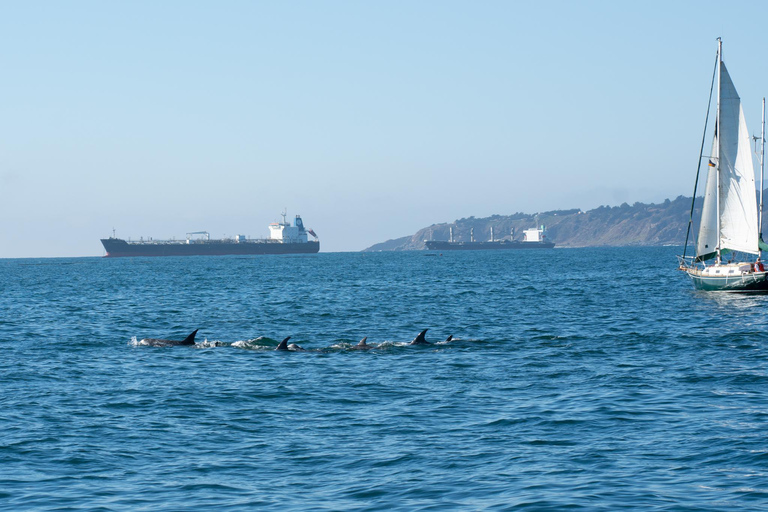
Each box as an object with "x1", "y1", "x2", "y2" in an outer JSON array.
[{"x1": 678, "y1": 38, "x2": 768, "y2": 292}]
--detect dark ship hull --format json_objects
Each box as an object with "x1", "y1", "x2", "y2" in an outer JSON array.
[
  {"x1": 424, "y1": 240, "x2": 555, "y2": 251},
  {"x1": 101, "y1": 238, "x2": 319, "y2": 257}
]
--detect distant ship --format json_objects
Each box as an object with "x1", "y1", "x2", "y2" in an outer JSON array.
[
  {"x1": 101, "y1": 212, "x2": 319, "y2": 257},
  {"x1": 424, "y1": 226, "x2": 554, "y2": 251}
]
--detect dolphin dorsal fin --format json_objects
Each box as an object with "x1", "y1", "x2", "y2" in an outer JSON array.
[
  {"x1": 276, "y1": 336, "x2": 291, "y2": 350},
  {"x1": 358, "y1": 337, "x2": 368, "y2": 346},
  {"x1": 411, "y1": 329, "x2": 429, "y2": 345},
  {"x1": 181, "y1": 329, "x2": 198, "y2": 345},
  {"x1": 445, "y1": 335, "x2": 453, "y2": 342}
]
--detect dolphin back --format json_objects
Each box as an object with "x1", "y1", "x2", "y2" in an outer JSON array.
[
  {"x1": 276, "y1": 336, "x2": 291, "y2": 350},
  {"x1": 180, "y1": 329, "x2": 198, "y2": 345},
  {"x1": 410, "y1": 329, "x2": 430, "y2": 345}
]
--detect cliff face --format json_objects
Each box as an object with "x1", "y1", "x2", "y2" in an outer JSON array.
[{"x1": 364, "y1": 195, "x2": 716, "y2": 251}]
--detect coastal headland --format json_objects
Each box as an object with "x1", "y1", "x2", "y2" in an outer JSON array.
[{"x1": 364, "y1": 193, "x2": 739, "y2": 251}]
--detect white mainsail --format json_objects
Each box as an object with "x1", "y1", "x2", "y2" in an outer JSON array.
[
  {"x1": 696, "y1": 59, "x2": 759, "y2": 259},
  {"x1": 718, "y1": 62, "x2": 759, "y2": 254}
]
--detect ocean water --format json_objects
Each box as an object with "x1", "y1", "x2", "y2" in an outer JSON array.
[{"x1": 2, "y1": 246, "x2": 768, "y2": 510}]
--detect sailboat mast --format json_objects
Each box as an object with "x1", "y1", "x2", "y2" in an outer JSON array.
[
  {"x1": 716, "y1": 37, "x2": 722, "y2": 262},
  {"x1": 760, "y1": 97, "x2": 765, "y2": 259},
  {"x1": 682, "y1": 50, "x2": 718, "y2": 263}
]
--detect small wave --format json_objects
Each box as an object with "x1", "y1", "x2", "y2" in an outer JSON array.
[
  {"x1": 329, "y1": 340, "x2": 389, "y2": 351},
  {"x1": 382, "y1": 341, "x2": 410, "y2": 348},
  {"x1": 328, "y1": 342, "x2": 356, "y2": 350},
  {"x1": 231, "y1": 336, "x2": 275, "y2": 350},
  {"x1": 525, "y1": 438, "x2": 578, "y2": 447},
  {"x1": 483, "y1": 418, "x2": 526, "y2": 427},
  {"x1": 435, "y1": 336, "x2": 465, "y2": 345},
  {"x1": 195, "y1": 339, "x2": 227, "y2": 348}
]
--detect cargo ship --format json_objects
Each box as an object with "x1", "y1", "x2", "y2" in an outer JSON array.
[
  {"x1": 424, "y1": 226, "x2": 554, "y2": 251},
  {"x1": 101, "y1": 213, "x2": 319, "y2": 257}
]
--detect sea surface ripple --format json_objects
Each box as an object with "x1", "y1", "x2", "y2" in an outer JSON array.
[{"x1": 2, "y1": 247, "x2": 768, "y2": 510}]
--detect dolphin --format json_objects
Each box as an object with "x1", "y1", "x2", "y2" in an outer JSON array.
[
  {"x1": 350, "y1": 337, "x2": 374, "y2": 350},
  {"x1": 140, "y1": 329, "x2": 198, "y2": 347},
  {"x1": 410, "y1": 329, "x2": 431, "y2": 345},
  {"x1": 409, "y1": 330, "x2": 453, "y2": 345},
  {"x1": 275, "y1": 336, "x2": 292, "y2": 350},
  {"x1": 275, "y1": 336, "x2": 304, "y2": 351}
]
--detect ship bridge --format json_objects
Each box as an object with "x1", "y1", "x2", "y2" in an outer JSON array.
[{"x1": 269, "y1": 213, "x2": 309, "y2": 243}]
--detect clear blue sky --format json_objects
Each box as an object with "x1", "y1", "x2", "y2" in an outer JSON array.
[{"x1": 2, "y1": 0, "x2": 767, "y2": 256}]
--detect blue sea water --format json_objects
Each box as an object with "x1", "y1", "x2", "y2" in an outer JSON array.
[{"x1": 2, "y1": 246, "x2": 768, "y2": 510}]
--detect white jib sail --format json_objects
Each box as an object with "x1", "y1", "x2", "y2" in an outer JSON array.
[
  {"x1": 697, "y1": 134, "x2": 720, "y2": 259},
  {"x1": 718, "y1": 62, "x2": 759, "y2": 255}
]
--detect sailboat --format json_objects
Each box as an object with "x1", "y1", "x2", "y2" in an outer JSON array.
[{"x1": 678, "y1": 38, "x2": 768, "y2": 292}]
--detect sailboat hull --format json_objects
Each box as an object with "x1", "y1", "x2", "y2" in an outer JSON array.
[{"x1": 686, "y1": 267, "x2": 768, "y2": 292}]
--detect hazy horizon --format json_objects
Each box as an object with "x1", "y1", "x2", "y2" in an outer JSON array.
[{"x1": 3, "y1": 1, "x2": 768, "y2": 257}]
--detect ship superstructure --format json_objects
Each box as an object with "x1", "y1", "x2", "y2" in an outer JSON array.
[{"x1": 424, "y1": 226, "x2": 554, "y2": 251}]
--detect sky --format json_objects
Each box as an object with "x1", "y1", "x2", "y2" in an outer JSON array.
[{"x1": 2, "y1": 0, "x2": 768, "y2": 257}]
